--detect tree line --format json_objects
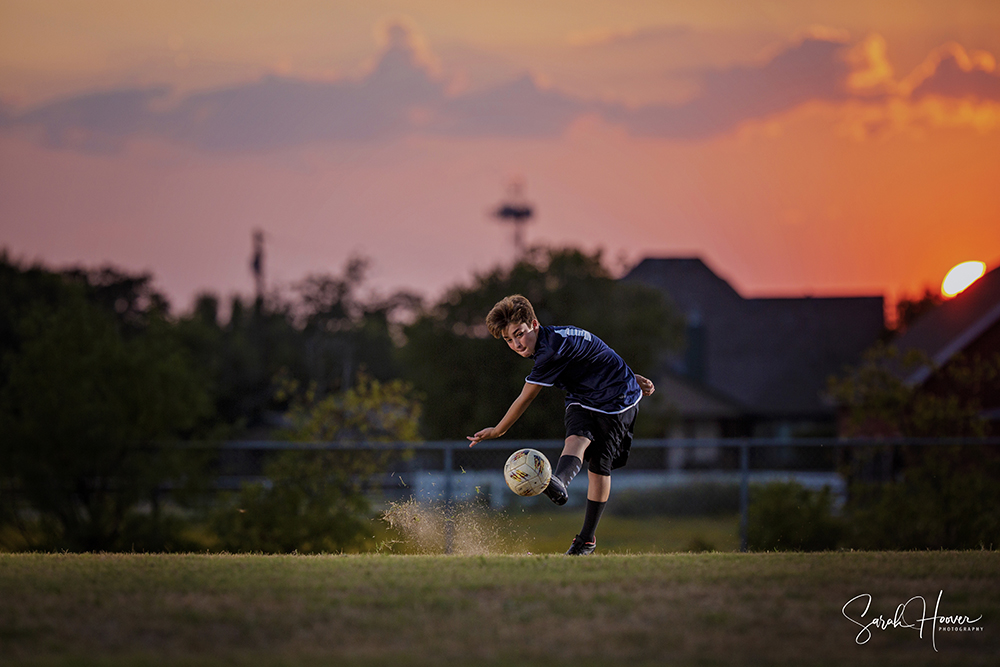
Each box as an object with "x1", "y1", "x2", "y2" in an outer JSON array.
[
  {"x1": 0, "y1": 247, "x2": 680, "y2": 552},
  {"x1": 5, "y1": 245, "x2": 997, "y2": 553}
]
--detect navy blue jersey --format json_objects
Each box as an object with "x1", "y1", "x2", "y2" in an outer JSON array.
[{"x1": 526, "y1": 325, "x2": 642, "y2": 414}]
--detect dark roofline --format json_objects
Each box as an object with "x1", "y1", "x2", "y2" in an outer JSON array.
[
  {"x1": 906, "y1": 298, "x2": 1000, "y2": 385},
  {"x1": 896, "y1": 261, "x2": 1000, "y2": 386}
]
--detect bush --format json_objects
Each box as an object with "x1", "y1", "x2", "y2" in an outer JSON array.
[
  {"x1": 748, "y1": 481, "x2": 842, "y2": 551},
  {"x1": 210, "y1": 375, "x2": 421, "y2": 553},
  {"x1": 844, "y1": 446, "x2": 1000, "y2": 550}
]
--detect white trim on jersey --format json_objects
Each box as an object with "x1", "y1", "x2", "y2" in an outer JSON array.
[{"x1": 565, "y1": 395, "x2": 643, "y2": 415}]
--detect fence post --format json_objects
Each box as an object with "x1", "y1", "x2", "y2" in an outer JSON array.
[
  {"x1": 443, "y1": 444, "x2": 454, "y2": 554},
  {"x1": 739, "y1": 441, "x2": 749, "y2": 553}
]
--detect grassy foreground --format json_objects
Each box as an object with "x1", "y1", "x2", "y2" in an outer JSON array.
[{"x1": 1, "y1": 551, "x2": 997, "y2": 666}]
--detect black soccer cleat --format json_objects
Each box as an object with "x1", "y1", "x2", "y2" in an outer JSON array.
[
  {"x1": 543, "y1": 474, "x2": 568, "y2": 506},
  {"x1": 565, "y1": 535, "x2": 596, "y2": 556}
]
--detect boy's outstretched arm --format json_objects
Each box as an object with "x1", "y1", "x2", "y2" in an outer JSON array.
[
  {"x1": 467, "y1": 382, "x2": 542, "y2": 446},
  {"x1": 635, "y1": 374, "x2": 655, "y2": 396}
]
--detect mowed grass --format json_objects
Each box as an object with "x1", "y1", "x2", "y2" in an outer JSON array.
[
  {"x1": 2, "y1": 551, "x2": 997, "y2": 667},
  {"x1": 372, "y1": 504, "x2": 740, "y2": 555},
  {"x1": 514, "y1": 513, "x2": 740, "y2": 554}
]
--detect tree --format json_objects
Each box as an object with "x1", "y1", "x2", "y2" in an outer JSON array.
[
  {"x1": 828, "y1": 342, "x2": 993, "y2": 438},
  {"x1": 0, "y1": 287, "x2": 212, "y2": 551},
  {"x1": 893, "y1": 288, "x2": 942, "y2": 334},
  {"x1": 827, "y1": 342, "x2": 1000, "y2": 549},
  {"x1": 174, "y1": 256, "x2": 419, "y2": 433},
  {"x1": 292, "y1": 257, "x2": 420, "y2": 394},
  {"x1": 210, "y1": 374, "x2": 421, "y2": 553},
  {"x1": 400, "y1": 246, "x2": 683, "y2": 439}
]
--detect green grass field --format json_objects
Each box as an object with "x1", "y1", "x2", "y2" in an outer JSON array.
[
  {"x1": 2, "y1": 550, "x2": 997, "y2": 666},
  {"x1": 373, "y1": 502, "x2": 741, "y2": 555}
]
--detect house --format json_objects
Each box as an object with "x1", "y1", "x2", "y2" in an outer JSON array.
[
  {"x1": 892, "y1": 260, "x2": 1000, "y2": 429},
  {"x1": 623, "y1": 257, "x2": 885, "y2": 438}
]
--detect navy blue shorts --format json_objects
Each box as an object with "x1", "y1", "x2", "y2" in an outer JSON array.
[{"x1": 564, "y1": 404, "x2": 638, "y2": 476}]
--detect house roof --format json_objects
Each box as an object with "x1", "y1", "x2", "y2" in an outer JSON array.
[
  {"x1": 624, "y1": 257, "x2": 885, "y2": 416},
  {"x1": 653, "y1": 371, "x2": 745, "y2": 419},
  {"x1": 894, "y1": 261, "x2": 1000, "y2": 386}
]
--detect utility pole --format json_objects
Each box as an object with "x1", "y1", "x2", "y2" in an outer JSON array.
[{"x1": 251, "y1": 229, "x2": 265, "y2": 307}]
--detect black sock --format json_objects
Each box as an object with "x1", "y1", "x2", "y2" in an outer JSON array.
[
  {"x1": 579, "y1": 499, "x2": 607, "y2": 544},
  {"x1": 554, "y1": 455, "x2": 582, "y2": 485}
]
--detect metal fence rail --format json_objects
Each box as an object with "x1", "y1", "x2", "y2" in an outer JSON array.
[{"x1": 211, "y1": 436, "x2": 1000, "y2": 552}]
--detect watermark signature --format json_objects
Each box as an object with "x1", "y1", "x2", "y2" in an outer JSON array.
[{"x1": 843, "y1": 591, "x2": 983, "y2": 651}]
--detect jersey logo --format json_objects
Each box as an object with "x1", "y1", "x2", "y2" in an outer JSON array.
[{"x1": 554, "y1": 328, "x2": 592, "y2": 342}]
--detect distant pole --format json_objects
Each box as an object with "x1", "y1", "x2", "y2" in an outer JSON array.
[
  {"x1": 492, "y1": 178, "x2": 534, "y2": 258},
  {"x1": 739, "y1": 441, "x2": 750, "y2": 553},
  {"x1": 444, "y1": 445, "x2": 455, "y2": 555},
  {"x1": 251, "y1": 230, "x2": 265, "y2": 305}
]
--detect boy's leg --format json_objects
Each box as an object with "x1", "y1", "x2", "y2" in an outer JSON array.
[
  {"x1": 566, "y1": 472, "x2": 609, "y2": 555},
  {"x1": 580, "y1": 472, "x2": 609, "y2": 540},
  {"x1": 587, "y1": 470, "x2": 611, "y2": 502},
  {"x1": 556, "y1": 435, "x2": 587, "y2": 483},
  {"x1": 560, "y1": 435, "x2": 589, "y2": 461},
  {"x1": 543, "y1": 435, "x2": 588, "y2": 505}
]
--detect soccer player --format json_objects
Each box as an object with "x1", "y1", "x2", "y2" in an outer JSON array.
[{"x1": 468, "y1": 294, "x2": 655, "y2": 556}]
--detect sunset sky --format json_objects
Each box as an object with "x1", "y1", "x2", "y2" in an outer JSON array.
[{"x1": 2, "y1": 1, "x2": 999, "y2": 318}]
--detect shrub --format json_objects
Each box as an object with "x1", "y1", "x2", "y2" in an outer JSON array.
[
  {"x1": 844, "y1": 446, "x2": 1000, "y2": 550},
  {"x1": 210, "y1": 375, "x2": 421, "y2": 553},
  {"x1": 748, "y1": 481, "x2": 842, "y2": 551}
]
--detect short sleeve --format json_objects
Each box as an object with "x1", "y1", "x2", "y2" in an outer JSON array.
[{"x1": 526, "y1": 342, "x2": 570, "y2": 387}]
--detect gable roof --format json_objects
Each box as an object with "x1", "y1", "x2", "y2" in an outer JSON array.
[
  {"x1": 894, "y1": 261, "x2": 1000, "y2": 386},
  {"x1": 624, "y1": 257, "x2": 884, "y2": 416},
  {"x1": 653, "y1": 371, "x2": 745, "y2": 419}
]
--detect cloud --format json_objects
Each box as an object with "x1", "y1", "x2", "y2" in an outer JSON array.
[
  {"x1": 837, "y1": 42, "x2": 1000, "y2": 139},
  {"x1": 434, "y1": 74, "x2": 593, "y2": 137},
  {"x1": 909, "y1": 44, "x2": 1000, "y2": 102},
  {"x1": 4, "y1": 21, "x2": 594, "y2": 152},
  {"x1": 162, "y1": 49, "x2": 443, "y2": 151},
  {"x1": 6, "y1": 22, "x2": 448, "y2": 152},
  {"x1": 4, "y1": 25, "x2": 1000, "y2": 153},
  {"x1": 611, "y1": 35, "x2": 858, "y2": 139},
  {"x1": 15, "y1": 87, "x2": 169, "y2": 153}
]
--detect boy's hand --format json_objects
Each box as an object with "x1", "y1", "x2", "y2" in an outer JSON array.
[
  {"x1": 636, "y1": 374, "x2": 655, "y2": 396},
  {"x1": 467, "y1": 427, "x2": 499, "y2": 446}
]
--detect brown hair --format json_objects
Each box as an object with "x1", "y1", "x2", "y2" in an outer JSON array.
[{"x1": 486, "y1": 294, "x2": 537, "y2": 339}]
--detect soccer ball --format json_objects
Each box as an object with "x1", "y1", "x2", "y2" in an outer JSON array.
[{"x1": 503, "y1": 448, "x2": 552, "y2": 497}]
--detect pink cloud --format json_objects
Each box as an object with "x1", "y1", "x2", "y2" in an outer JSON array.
[
  {"x1": 909, "y1": 45, "x2": 1000, "y2": 102},
  {"x1": 4, "y1": 26, "x2": 1000, "y2": 152}
]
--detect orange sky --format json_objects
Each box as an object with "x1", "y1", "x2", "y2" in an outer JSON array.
[{"x1": 1, "y1": 1, "x2": 999, "y2": 316}]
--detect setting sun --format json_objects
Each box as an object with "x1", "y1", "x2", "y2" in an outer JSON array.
[{"x1": 941, "y1": 261, "x2": 987, "y2": 298}]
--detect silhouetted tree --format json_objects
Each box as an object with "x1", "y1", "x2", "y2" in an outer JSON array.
[
  {"x1": 0, "y1": 269, "x2": 212, "y2": 551},
  {"x1": 400, "y1": 246, "x2": 683, "y2": 439},
  {"x1": 175, "y1": 256, "x2": 420, "y2": 434},
  {"x1": 893, "y1": 288, "x2": 942, "y2": 334}
]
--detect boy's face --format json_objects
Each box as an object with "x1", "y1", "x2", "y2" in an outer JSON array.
[{"x1": 502, "y1": 320, "x2": 539, "y2": 358}]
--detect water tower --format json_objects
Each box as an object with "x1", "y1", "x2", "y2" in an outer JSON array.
[{"x1": 491, "y1": 178, "x2": 534, "y2": 258}]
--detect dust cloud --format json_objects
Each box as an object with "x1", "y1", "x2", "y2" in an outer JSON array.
[{"x1": 380, "y1": 499, "x2": 528, "y2": 555}]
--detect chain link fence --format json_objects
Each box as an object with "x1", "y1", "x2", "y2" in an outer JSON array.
[{"x1": 212, "y1": 436, "x2": 1000, "y2": 551}]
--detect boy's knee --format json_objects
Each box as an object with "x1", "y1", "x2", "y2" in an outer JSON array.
[{"x1": 563, "y1": 435, "x2": 589, "y2": 459}]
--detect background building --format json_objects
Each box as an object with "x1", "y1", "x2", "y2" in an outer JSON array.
[{"x1": 624, "y1": 257, "x2": 885, "y2": 439}]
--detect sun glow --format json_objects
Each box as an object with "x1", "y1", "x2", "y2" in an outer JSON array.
[{"x1": 941, "y1": 261, "x2": 987, "y2": 297}]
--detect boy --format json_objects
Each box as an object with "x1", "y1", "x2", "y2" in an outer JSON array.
[{"x1": 468, "y1": 294, "x2": 655, "y2": 556}]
